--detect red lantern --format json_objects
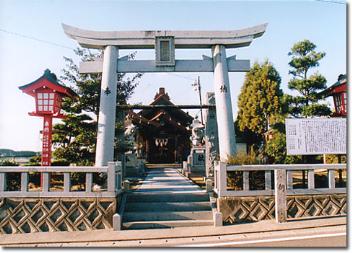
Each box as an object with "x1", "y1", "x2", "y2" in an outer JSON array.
[
  {"x1": 321, "y1": 74, "x2": 347, "y2": 117},
  {"x1": 19, "y1": 69, "x2": 76, "y2": 166}
]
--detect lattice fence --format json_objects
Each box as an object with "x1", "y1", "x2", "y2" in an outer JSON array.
[
  {"x1": 219, "y1": 194, "x2": 346, "y2": 224},
  {"x1": 0, "y1": 197, "x2": 117, "y2": 234}
]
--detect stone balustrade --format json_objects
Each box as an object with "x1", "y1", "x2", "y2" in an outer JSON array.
[
  {"x1": 0, "y1": 162, "x2": 122, "y2": 234},
  {"x1": 214, "y1": 163, "x2": 347, "y2": 224},
  {"x1": 0, "y1": 162, "x2": 122, "y2": 198}
]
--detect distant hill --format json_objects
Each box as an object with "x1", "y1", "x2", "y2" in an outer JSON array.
[{"x1": 0, "y1": 149, "x2": 38, "y2": 157}]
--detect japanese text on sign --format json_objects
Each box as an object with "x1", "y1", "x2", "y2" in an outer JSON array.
[{"x1": 285, "y1": 118, "x2": 346, "y2": 155}]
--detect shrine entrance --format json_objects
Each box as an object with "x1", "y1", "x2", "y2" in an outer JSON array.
[{"x1": 62, "y1": 23, "x2": 267, "y2": 166}]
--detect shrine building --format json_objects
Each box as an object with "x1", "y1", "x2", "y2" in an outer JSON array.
[{"x1": 127, "y1": 87, "x2": 193, "y2": 164}]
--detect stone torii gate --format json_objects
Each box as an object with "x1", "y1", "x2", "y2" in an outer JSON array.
[{"x1": 62, "y1": 23, "x2": 267, "y2": 166}]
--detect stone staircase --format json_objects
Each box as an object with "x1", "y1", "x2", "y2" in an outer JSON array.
[{"x1": 122, "y1": 168, "x2": 213, "y2": 229}]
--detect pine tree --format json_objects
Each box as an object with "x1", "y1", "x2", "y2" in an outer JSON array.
[{"x1": 286, "y1": 39, "x2": 331, "y2": 117}]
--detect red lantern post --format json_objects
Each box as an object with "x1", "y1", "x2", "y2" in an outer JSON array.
[{"x1": 19, "y1": 69, "x2": 76, "y2": 169}]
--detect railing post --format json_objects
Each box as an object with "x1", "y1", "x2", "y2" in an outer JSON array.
[
  {"x1": 121, "y1": 154, "x2": 126, "y2": 180},
  {"x1": 64, "y1": 173, "x2": 71, "y2": 193},
  {"x1": 0, "y1": 172, "x2": 7, "y2": 192},
  {"x1": 21, "y1": 172, "x2": 28, "y2": 192},
  {"x1": 243, "y1": 171, "x2": 249, "y2": 191},
  {"x1": 42, "y1": 172, "x2": 50, "y2": 192},
  {"x1": 116, "y1": 162, "x2": 122, "y2": 191},
  {"x1": 286, "y1": 170, "x2": 293, "y2": 190},
  {"x1": 86, "y1": 173, "x2": 93, "y2": 193},
  {"x1": 213, "y1": 163, "x2": 218, "y2": 192},
  {"x1": 107, "y1": 162, "x2": 116, "y2": 193},
  {"x1": 275, "y1": 169, "x2": 287, "y2": 223},
  {"x1": 265, "y1": 170, "x2": 272, "y2": 190},
  {"x1": 218, "y1": 162, "x2": 227, "y2": 196},
  {"x1": 328, "y1": 169, "x2": 336, "y2": 189},
  {"x1": 308, "y1": 169, "x2": 315, "y2": 189}
]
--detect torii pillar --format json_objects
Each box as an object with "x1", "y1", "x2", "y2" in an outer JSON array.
[
  {"x1": 95, "y1": 46, "x2": 118, "y2": 166},
  {"x1": 212, "y1": 45, "x2": 236, "y2": 161}
]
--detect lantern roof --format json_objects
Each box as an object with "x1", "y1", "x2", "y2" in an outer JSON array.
[
  {"x1": 320, "y1": 74, "x2": 347, "y2": 98},
  {"x1": 19, "y1": 69, "x2": 77, "y2": 98}
]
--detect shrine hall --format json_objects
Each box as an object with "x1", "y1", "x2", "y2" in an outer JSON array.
[{"x1": 127, "y1": 87, "x2": 193, "y2": 164}]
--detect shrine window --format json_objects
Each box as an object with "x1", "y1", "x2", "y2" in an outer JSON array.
[
  {"x1": 342, "y1": 92, "x2": 347, "y2": 113},
  {"x1": 334, "y1": 94, "x2": 342, "y2": 113}
]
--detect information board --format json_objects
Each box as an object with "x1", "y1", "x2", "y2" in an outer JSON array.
[{"x1": 285, "y1": 118, "x2": 346, "y2": 155}]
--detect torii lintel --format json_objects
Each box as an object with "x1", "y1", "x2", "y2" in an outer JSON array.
[{"x1": 62, "y1": 23, "x2": 268, "y2": 49}]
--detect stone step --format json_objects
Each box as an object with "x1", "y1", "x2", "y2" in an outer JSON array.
[
  {"x1": 145, "y1": 164, "x2": 182, "y2": 169},
  {"x1": 124, "y1": 201, "x2": 212, "y2": 212},
  {"x1": 123, "y1": 219, "x2": 213, "y2": 230},
  {"x1": 138, "y1": 181, "x2": 194, "y2": 186},
  {"x1": 123, "y1": 210, "x2": 213, "y2": 222},
  {"x1": 127, "y1": 192, "x2": 209, "y2": 203},
  {"x1": 132, "y1": 188, "x2": 203, "y2": 193}
]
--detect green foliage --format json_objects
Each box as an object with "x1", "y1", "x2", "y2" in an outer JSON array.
[
  {"x1": 287, "y1": 40, "x2": 331, "y2": 117},
  {"x1": 264, "y1": 129, "x2": 302, "y2": 164},
  {"x1": 23, "y1": 155, "x2": 41, "y2": 166},
  {"x1": 264, "y1": 130, "x2": 286, "y2": 164},
  {"x1": 52, "y1": 48, "x2": 142, "y2": 165},
  {"x1": 324, "y1": 154, "x2": 346, "y2": 164},
  {"x1": 227, "y1": 147, "x2": 260, "y2": 165},
  {"x1": 51, "y1": 159, "x2": 70, "y2": 166},
  {"x1": 237, "y1": 60, "x2": 284, "y2": 142},
  {"x1": 227, "y1": 148, "x2": 266, "y2": 190},
  {"x1": 0, "y1": 160, "x2": 19, "y2": 166}
]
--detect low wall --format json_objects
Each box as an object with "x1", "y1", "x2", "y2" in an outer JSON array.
[
  {"x1": 0, "y1": 197, "x2": 117, "y2": 234},
  {"x1": 218, "y1": 194, "x2": 346, "y2": 224}
]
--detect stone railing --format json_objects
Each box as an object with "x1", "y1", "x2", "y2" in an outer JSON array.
[
  {"x1": 214, "y1": 163, "x2": 347, "y2": 223},
  {"x1": 0, "y1": 162, "x2": 122, "y2": 234},
  {"x1": 0, "y1": 162, "x2": 122, "y2": 198}
]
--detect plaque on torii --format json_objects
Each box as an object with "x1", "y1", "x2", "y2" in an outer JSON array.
[{"x1": 62, "y1": 23, "x2": 267, "y2": 166}]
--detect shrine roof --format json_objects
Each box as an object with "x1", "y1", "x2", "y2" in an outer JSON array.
[
  {"x1": 138, "y1": 87, "x2": 193, "y2": 124},
  {"x1": 320, "y1": 74, "x2": 347, "y2": 97},
  {"x1": 19, "y1": 69, "x2": 77, "y2": 98}
]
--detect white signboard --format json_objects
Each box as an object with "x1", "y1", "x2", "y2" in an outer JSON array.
[{"x1": 285, "y1": 118, "x2": 346, "y2": 155}]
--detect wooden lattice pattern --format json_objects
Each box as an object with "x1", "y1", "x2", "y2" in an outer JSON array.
[
  {"x1": 0, "y1": 198, "x2": 116, "y2": 234},
  {"x1": 220, "y1": 194, "x2": 346, "y2": 224}
]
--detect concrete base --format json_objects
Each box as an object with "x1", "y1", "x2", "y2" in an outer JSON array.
[
  {"x1": 113, "y1": 213, "x2": 122, "y2": 231},
  {"x1": 213, "y1": 211, "x2": 223, "y2": 227},
  {"x1": 0, "y1": 197, "x2": 117, "y2": 234}
]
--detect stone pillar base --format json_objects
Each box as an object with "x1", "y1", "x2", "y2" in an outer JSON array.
[
  {"x1": 213, "y1": 211, "x2": 223, "y2": 227},
  {"x1": 113, "y1": 213, "x2": 122, "y2": 231}
]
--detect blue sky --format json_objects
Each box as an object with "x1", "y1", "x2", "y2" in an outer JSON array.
[{"x1": 0, "y1": 0, "x2": 347, "y2": 151}]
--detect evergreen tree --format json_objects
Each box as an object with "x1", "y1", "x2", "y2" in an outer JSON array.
[
  {"x1": 237, "y1": 60, "x2": 284, "y2": 143},
  {"x1": 286, "y1": 39, "x2": 331, "y2": 117},
  {"x1": 52, "y1": 48, "x2": 142, "y2": 165}
]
